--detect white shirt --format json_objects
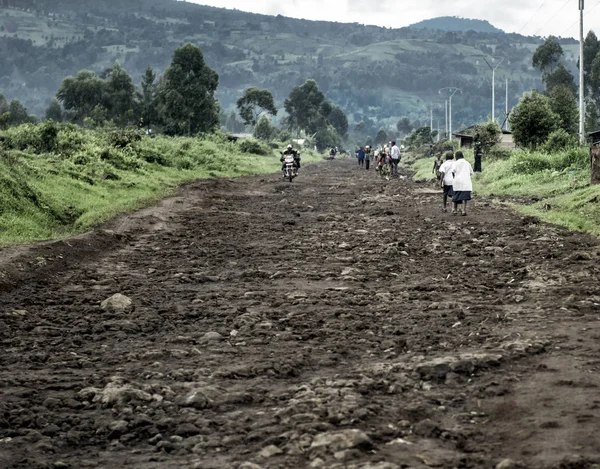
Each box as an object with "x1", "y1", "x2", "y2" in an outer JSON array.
[
  {"x1": 452, "y1": 158, "x2": 473, "y2": 192},
  {"x1": 391, "y1": 145, "x2": 400, "y2": 160},
  {"x1": 439, "y1": 160, "x2": 455, "y2": 186}
]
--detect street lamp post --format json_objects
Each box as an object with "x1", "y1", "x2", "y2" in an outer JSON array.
[
  {"x1": 439, "y1": 88, "x2": 462, "y2": 141},
  {"x1": 482, "y1": 57, "x2": 504, "y2": 124}
]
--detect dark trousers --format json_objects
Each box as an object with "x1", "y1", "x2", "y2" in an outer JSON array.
[{"x1": 365, "y1": 160, "x2": 370, "y2": 170}]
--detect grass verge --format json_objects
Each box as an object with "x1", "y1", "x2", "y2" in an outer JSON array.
[
  {"x1": 405, "y1": 147, "x2": 600, "y2": 236},
  {"x1": 0, "y1": 124, "x2": 322, "y2": 246}
]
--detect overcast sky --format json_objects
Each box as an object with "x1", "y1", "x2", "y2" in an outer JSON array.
[{"x1": 185, "y1": 0, "x2": 600, "y2": 39}]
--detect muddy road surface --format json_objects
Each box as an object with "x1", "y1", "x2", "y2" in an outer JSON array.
[{"x1": 2, "y1": 160, "x2": 600, "y2": 469}]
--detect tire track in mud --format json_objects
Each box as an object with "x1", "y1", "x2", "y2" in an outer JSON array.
[{"x1": 1, "y1": 160, "x2": 600, "y2": 469}]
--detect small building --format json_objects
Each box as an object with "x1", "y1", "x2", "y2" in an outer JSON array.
[
  {"x1": 590, "y1": 130, "x2": 600, "y2": 147},
  {"x1": 453, "y1": 126, "x2": 516, "y2": 150}
]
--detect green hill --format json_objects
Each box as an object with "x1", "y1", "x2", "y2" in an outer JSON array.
[
  {"x1": 0, "y1": 0, "x2": 579, "y2": 136},
  {"x1": 409, "y1": 17, "x2": 503, "y2": 34}
]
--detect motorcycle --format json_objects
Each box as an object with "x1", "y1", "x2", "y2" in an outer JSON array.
[{"x1": 282, "y1": 153, "x2": 299, "y2": 182}]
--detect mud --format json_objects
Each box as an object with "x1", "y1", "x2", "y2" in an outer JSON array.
[{"x1": 1, "y1": 160, "x2": 600, "y2": 469}]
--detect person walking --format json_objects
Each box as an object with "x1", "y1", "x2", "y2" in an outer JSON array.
[
  {"x1": 432, "y1": 153, "x2": 443, "y2": 184},
  {"x1": 390, "y1": 141, "x2": 400, "y2": 177},
  {"x1": 356, "y1": 146, "x2": 365, "y2": 168},
  {"x1": 365, "y1": 145, "x2": 371, "y2": 170},
  {"x1": 438, "y1": 152, "x2": 455, "y2": 212},
  {"x1": 451, "y1": 151, "x2": 474, "y2": 216}
]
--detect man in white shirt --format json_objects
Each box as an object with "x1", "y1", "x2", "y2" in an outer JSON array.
[
  {"x1": 438, "y1": 152, "x2": 455, "y2": 213},
  {"x1": 451, "y1": 151, "x2": 474, "y2": 216},
  {"x1": 390, "y1": 141, "x2": 400, "y2": 177}
]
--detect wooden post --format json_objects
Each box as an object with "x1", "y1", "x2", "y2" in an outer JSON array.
[{"x1": 591, "y1": 146, "x2": 600, "y2": 185}]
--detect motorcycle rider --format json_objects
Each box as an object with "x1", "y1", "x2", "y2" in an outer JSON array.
[{"x1": 281, "y1": 144, "x2": 301, "y2": 172}]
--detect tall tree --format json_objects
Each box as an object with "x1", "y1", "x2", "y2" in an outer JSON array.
[
  {"x1": 0, "y1": 94, "x2": 8, "y2": 116},
  {"x1": 253, "y1": 115, "x2": 275, "y2": 140},
  {"x1": 532, "y1": 37, "x2": 563, "y2": 76},
  {"x1": 158, "y1": 43, "x2": 219, "y2": 136},
  {"x1": 375, "y1": 128, "x2": 388, "y2": 146},
  {"x1": 548, "y1": 85, "x2": 579, "y2": 135},
  {"x1": 397, "y1": 117, "x2": 413, "y2": 135},
  {"x1": 140, "y1": 65, "x2": 158, "y2": 131},
  {"x1": 327, "y1": 105, "x2": 348, "y2": 138},
  {"x1": 545, "y1": 64, "x2": 577, "y2": 96},
  {"x1": 236, "y1": 87, "x2": 277, "y2": 127},
  {"x1": 8, "y1": 100, "x2": 29, "y2": 126},
  {"x1": 45, "y1": 99, "x2": 63, "y2": 122},
  {"x1": 284, "y1": 79, "x2": 326, "y2": 134},
  {"x1": 509, "y1": 91, "x2": 560, "y2": 150},
  {"x1": 57, "y1": 70, "x2": 105, "y2": 123},
  {"x1": 105, "y1": 61, "x2": 136, "y2": 127}
]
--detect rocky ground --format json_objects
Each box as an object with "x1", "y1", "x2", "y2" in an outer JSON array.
[{"x1": 2, "y1": 160, "x2": 600, "y2": 469}]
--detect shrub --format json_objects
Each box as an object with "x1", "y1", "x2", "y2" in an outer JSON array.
[
  {"x1": 109, "y1": 128, "x2": 142, "y2": 148},
  {"x1": 487, "y1": 147, "x2": 513, "y2": 160},
  {"x1": 57, "y1": 125, "x2": 86, "y2": 155},
  {"x1": 542, "y1": 129, "x2": 578, "y2": 153},
  {"x1": 239, "y1": 138, "x2": 270, "y2": 155}
]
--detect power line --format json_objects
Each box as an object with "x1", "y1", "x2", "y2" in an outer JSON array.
[
  {"x1": 560, "y1": 0, "x2": 600, "y2": 37},
  {"x1": 534, "y1": 0, "x2": 570, "y2": 36},
  {"x1": 518, "y1": 0, "x2": 551, "y2": 34}
]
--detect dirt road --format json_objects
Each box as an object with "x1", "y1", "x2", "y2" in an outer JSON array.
[{"x1": 2, "y1": 160, "x2": 600, "y2": 469}]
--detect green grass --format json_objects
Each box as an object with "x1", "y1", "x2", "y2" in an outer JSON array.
[
  {"x1": 0, "y1": 124, "x2": 323, "y2": 246},
  {"x1": 406, "y1": 147, "x2": 600, "y2": 236}
]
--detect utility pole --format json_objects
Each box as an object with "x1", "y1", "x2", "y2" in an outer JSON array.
[
  {"x1": 579, "y1": 0, "x2": 585, "y2": 144},
  {"x1": 430, "y1": 106, "x2": 433, "y2": 133},
  {"x1": 482, "y1": 57, "x2": 504, "y2": 124},
  {"x1": 439, "y1": 88, "x2": 462, "y2": 141},
  {"x1": 445, "y1": 100, "x2": 448, "y2": 139},
  {"x1": 505, "y1": 78, "x2": 509, "y2": 130}
]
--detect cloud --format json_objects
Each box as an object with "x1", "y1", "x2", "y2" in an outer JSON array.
[{"x1": 184, "y1": 0, "x2": 599, "y2": 38}]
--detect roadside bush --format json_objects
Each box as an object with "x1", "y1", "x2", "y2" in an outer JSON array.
[
  {"x1": 57, "y1": 125, "x2": 86, "y2": 155},
  {"x1": 487, "y1": 147, "x2": 513, "y2": 160},
  {"x1": 511, "y1": 147, "x2": 588, "y2": 175},
  {"x1": 109, "y1": 128, "x2": 142, "y2": 148},
  {"x1": 542, "y1": 129, "x2": 579, "y2": 153},
  {"x1": 239, "y1": 138, "x2": 270, "y2": 155}
]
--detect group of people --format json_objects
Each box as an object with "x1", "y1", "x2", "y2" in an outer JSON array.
[
  {"x1": 433, "y1": 150, "x2": 473, "y2": 216},
  {"x1": 355, "y1": 141, "x2": 401, "y2": 177}
]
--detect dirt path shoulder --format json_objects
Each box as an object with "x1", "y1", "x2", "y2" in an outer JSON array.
[{"x1": 1, "y1": 160, "x2": 600, "y2": 469}]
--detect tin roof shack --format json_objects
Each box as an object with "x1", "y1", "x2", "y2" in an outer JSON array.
[{"x1": 453, "y1": 126, "x2": 516, "y2": 149}]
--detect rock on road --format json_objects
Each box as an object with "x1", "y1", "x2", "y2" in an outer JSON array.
[{"x1": 1, "y1": 160, "x2": 600, "y2": 469}]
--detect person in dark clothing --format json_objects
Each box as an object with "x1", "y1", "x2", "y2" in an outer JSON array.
[
  {"x1": 474, "y1": 134, "x2": 483, "y2": 172},
  {"x1": 365, "y1": 146, "x2": 371, "y2": 170},
  {"x1": 356, "y1": 147, "x2": 365, "y2": 168},
  {"x1": 281, "y1": 144, "x2": 300, "y2": 171},
  {"x1": 432, "y1": 154, "x2": 443, "y2": 183}
]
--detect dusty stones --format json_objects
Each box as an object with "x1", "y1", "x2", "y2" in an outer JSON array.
[
  {"x1": 200, "y1": 331, "x2": 223, "y2": 342},
  {"x1": 259, "y1": 444, "x2": 283, "y2": 458},
  {"x1": 310, "y1": 429, "x2": 372, "y2": 457},
  {"x1": 100, "y1": 293, "x2": 132, "y2": 312},
  {"x1": 415, "y1": 353, "x2": 503, "y2": 380},
  {"x1": 79, "y1": 382, "x2": 154, "y2": 407}
]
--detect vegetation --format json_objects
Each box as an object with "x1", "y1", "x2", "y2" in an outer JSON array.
[
  {"x1": 0, "y1": 0, "x2": 582, "y2": 137},
  {"x1": 407, "y1": 147, "x2": 600, "y2": 235},
  {"x1": 0, "y1": 123, "x2": 322, "y2": 245}
]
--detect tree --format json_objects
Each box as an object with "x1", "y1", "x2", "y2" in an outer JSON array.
[
  {"x1": 582, "y1": 31, "x2": 600, "y2": 79},
  {"x1": 548, "y1": 85, "x2": 579, "y2": 135},
  {"x1": 8, "y1": 99, "x2": 29, "y2": 126},
  {"x1": 284, "y1": 79, "x2": 326, "y2": 134},
  {"x1": 57, "y1": 70, "x2": 105, "y2": 123},
  {"x1": 354, "y1": 121, "x2": 366, "y2": 136},
  {"x1": 396, "y1": 117, "x2": 412, "y2": 135},
  {"x1": 253, "y1": 115, "x2": 275, "y2": 140},
  {"x1": 236, "y1": 87, "x2": 277, "y2": 127},
  {"x1": 225, "y1": 110, "x2": 245, "y2": 133},
  {"x1": 140, "y1": 65, "x2": 158, "y2": 131},
  {"x1": 45, "y1": 99, "x2": 63, "y2": 122},
  {"x1": 0, "y1": 95, "x2": 8, "y2": 116},
  {"x1": 375, "y1": 128, "x2": 388, "y2": 146},
  {"x1": 327, "y1": 105, "x2": 348, "y2": 138},
  {"x1": 315, "y1": 124, "x2": 341, "y2": 150},
  {"x1": 158, "y1": 43, "x2": 220, "y2": 136},
  {"x1": 545, "y1": 64, "x2": 577, "y2": 96},
  {"x1": 105, "y1": 61, "x2": 136, "y2": 127},
  {"x1": 532, "y1": 37, "x2": 563, "y2": 76},
  {"x1": 473, "y1": 122, "x2": 502, "y2": 153},
  {"x1": 509, "y1": 91, "x2": 560, "y2": 150}
]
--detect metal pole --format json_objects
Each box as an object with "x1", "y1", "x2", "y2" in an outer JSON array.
[
  {"x1": 579, "y1": 0, "x2": 585, "y2": 144},
  {"x1": 449, "y1": 96, "x2": 453, "y2": 142},
  {"x1": 505, "y1": 78, "x2": 508, "y2": 130},
  {"x1": 492, "y1": 67, "x2": 495, "y2": 123},
  {"x1": 430, "y1": 106, "x2": 433, "y2": 133},
  {"x1": 445, "y1": 100, "x2": 448, "y2": 138}
]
